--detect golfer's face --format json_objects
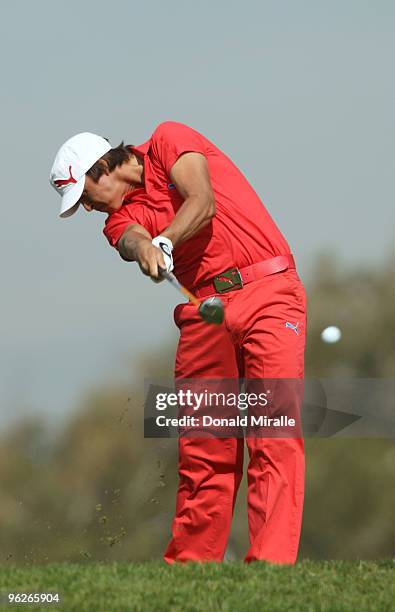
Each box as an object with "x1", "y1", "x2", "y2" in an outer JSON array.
[{"x1": 80, "y1": 173, "x2": 124, "y2": 214}]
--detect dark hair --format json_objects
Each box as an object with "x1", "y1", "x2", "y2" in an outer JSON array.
[{"x1": 86, "y1": 140, "x2": 134, "y2": 182}]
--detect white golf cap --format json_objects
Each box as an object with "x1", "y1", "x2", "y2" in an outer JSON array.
[{"x1": 49, "y1": 132, "x2": 112, "y2": 218}]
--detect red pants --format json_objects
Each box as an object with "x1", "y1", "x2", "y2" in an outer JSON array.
[{"x1": 163, "y1": 268, "x2": 307, "y2": 564}]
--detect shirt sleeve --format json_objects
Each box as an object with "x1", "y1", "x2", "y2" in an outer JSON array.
[
  {"x1": 103, "y1": 203, "x2": 154, "y2": 250},
  {"x1": 151, "y1": 121, "x2": 207, "y2": 176}
]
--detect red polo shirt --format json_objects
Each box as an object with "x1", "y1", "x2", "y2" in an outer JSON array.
[{"x1": 103, "y1": 121, "x2": 291, "y2": 289}]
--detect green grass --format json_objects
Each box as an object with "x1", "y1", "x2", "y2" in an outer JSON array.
[{"x1": 0, "y1": 560, "x2": 394, "y2": 611}]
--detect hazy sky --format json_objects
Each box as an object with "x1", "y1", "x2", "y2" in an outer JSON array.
[{"x1": 1, "y1": 1, "x2": 394, "y2": 427}]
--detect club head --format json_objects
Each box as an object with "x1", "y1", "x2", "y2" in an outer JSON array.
[{"x1": 198, "y1": 296, "x2": 224, "y2": 325}]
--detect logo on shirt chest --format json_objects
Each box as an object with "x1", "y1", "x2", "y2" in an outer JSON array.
[{"x1": 167, "y1": 183, "x2": 176, "y2": 190}]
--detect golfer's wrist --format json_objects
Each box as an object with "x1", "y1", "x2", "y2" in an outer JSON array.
[
  {"x1": 119, "y1": 230, "x2": 151, "y2": 262},
  {"x1": 160, "y1": 229, "x2": 178, "y2": 248}
]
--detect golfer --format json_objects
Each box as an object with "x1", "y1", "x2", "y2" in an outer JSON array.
[{"x1": 50, "y1": 122, "x2": 307, "y2": 564}]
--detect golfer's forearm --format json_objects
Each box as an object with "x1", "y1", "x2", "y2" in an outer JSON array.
[
  {"x1": 161, "y1": 194, "x2": 215, "y2": 247},
  {"x1": 118, "y1": 226, "x2": 152, "y2": 261}
]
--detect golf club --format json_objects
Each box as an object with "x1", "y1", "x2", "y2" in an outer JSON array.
[{"x1": 160, "y1": 269, "x2": 224, "y2": 325}]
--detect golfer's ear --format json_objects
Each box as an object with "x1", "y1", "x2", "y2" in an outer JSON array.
[{"x1": 169, "y1": 152, "x2": 215, "y2": 209}]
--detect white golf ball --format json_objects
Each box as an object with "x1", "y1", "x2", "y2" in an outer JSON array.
[{"x1": 321, "y1": 326, "x2": 342, "y2": 343}]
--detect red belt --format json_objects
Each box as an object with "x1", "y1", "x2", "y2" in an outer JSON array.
[{"x1": 194, "y1": 254, "x2": 296, "y2": 298}]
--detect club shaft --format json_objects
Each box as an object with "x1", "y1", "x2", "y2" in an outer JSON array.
[{"x1": 161, "y1": 270, "x2": 201, "y2": 307}]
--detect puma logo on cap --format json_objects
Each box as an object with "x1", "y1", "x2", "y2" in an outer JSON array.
[{"x1": 54, "y1": 165, "x2": 77, "y2": 189}]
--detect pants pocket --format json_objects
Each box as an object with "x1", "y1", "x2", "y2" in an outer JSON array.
[
  {"x1": 283, "y1": 271, "x2": 306, "y2": 309},
  {"x1": 173, "y1": 303, "x2": 185, "y2": 329}
]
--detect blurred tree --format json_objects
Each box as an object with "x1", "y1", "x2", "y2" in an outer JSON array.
[{"x1": 305, "y1": 252, "x2": 395, "y2": 377}]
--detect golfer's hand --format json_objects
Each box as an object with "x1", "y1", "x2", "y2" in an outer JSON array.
[
  {"x1": 151, "y1": 236, "x2": 174, "y2": 273},
  {"x1": 135, "y1": 240, "x2": 166, "y2": 283}
]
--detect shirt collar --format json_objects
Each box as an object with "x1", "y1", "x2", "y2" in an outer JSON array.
[
  {"x1": 129, "y1": 139, "x2": 151, "y2": 156},
  {"x1": 127, "y1": 140, "x2": 153, "y2": 193}
]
